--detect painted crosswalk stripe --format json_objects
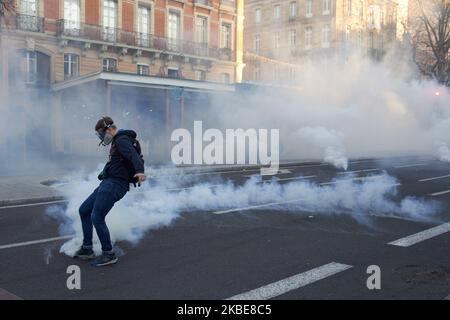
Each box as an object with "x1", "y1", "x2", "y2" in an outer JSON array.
[
  {"x1": 0, "y1": 235, "x2": 74, "y2": 250},
  {"x1": 388, "y1": 223, "x2": 450, "y2": 247},
  {"x1": 226, "y1": 262, "x2": 353, "y2": 300},
  {"x1": 429, "y1": 190, "x2": 450, "y2": 196}
]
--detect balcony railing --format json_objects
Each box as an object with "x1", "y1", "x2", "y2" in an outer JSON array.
[
  {"x1": 56, "y1": 19, "x2": 234, "y2": 61},
  {"x1": 15, "y1": 14, "x2": 45, "y2": 32},
  {"x1": 194, "y1": 0, "x2": 213, "y2": 7},
  {"x1": 220, "y1": 0, "x2": 236, "y2": 7}
]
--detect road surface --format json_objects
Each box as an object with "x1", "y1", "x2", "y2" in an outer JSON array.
[{"x1": 1, "y1": 156, "x2": 450, "y2": 299}]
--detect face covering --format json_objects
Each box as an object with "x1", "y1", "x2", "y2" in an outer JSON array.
[{"x1": 96, "y1": 130, "x2": 114, "y2": 146}]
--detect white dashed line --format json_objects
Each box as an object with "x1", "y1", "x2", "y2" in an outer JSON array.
[
  {"x1": 0, "y1": 235, "x2": 74, "y2": 250},
  {"x1": 336, "y1": 168, "x2": 381, "y2": 175},
  {"x1": 213, "y1": 198, "x2": 305, "y2": 214},
  {"x1": 429, "y1": 190, "x2": 450, "y2": 196},
  {"x1": 419, "y1": 174, "x2": 450, "y2": 182},
  {"x1": 226, "y1": 262, "x2": 353, "y2": 300},
  {"x1": 388, "y1": 223, "x2": 450, "y2": 247},
  {"x1": 394, "y1": 163, "x2": 428, "y2": 169}
]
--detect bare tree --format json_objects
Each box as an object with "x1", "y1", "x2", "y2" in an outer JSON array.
[
  {"x1": 0, "y1": 0, "x2": 14, "y2": 29},
  {"x1": 410, "y1": 0, "x2": 450, "y2": 85}
]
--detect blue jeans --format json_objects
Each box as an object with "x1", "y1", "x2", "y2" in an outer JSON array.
[{"x1": 79, "y1": 178, "x2": 128, "y2": 253}]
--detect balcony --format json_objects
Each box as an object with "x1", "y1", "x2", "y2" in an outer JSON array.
[
  {"x1": 220, "y1": 0, "x2": 235, "y2": 11},
  {"x1": 194, "y1": 0, "x2": 213, "y2": 8},
  {"x1": 15, "y1": 14, "x2": 45, "y2": 33},
  {"x1": 56, "y1": 20, "x2": 234, "y2": 61}
]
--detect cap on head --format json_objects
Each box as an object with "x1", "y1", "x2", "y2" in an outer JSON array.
[{"x1": 95, "y1": 116, "x2": 114, "y2": 132}]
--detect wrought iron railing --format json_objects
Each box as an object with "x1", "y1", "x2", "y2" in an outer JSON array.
[
  {"x1": 56, "y1": 19, "x2": 234, "y2": 61},
  {"x1": 15, "y1": 13, "x2": 45, "y2": 32},
  {"x1": 194, "y1": 0, "x2": 213, "y2": 7},
  {"x1": 220, "y1": 0, "x2": 236, "y2": 7}
]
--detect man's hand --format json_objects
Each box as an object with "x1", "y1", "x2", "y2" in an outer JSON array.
[{"x1": 134, "y1": 173, "x2": 147, "y2": 186}]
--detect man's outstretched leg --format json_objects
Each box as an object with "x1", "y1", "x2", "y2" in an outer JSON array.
[
  {"x1": 74, "y1": 188, "x2": 99, "y2": 260},
  {"x1": 90, "y1": 180, "x2": 127, "y2": 267}
]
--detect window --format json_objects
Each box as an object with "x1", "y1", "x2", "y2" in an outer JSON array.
[
  {"x1": 289, "y1": 29, "x2": 296, "y2": 47},
  {"x1": 346, "y1": 0, "x2": 352, "y2": 16},
  {"x1": 274, "y1": 5, "x2": 280, "y2": 19},
  {"x1": 323, "y1": 0, "x2": 330, "y2": 15},
  {"x1": 273, "y1": 65, "x2": 279, "y2": 81},
  {"x1": 195, "y1": 70, "x2": 206, "y2": 81},
  {"x1": 221, "y1": 73, "x2": 230, "y2": 84},
  {"x1": 274, "y1": 31, "x2": 280, "y2": 49},
  {"x1": 137, "y1": 64, "x2": 150, "y2": 76},
  {"x1": 25, "y1": 50, "x2": 37, "y2": 84},
  {"x1": 305, "y1": 27, "x2": 312, "y2": 49},
  {"x1": 345, "y1": 25, "x2": 351, "y2": 42},
  {"x1": 254, "y1": 64, "x2": 260, "y2": 81},
  {"x1": 19, "y1": 0, "x2": 37, "y2": 15},
  {"x1": 255, "y1": 8, "x2": 261, "y2": 23},
  {"x1": 168, "y1": 68, "x2": 179, "y2": 79},
  {"x1": 64, "y1": 0, "x2": 80, "y2": 31},
  {"x1": 306, "y1": 0, "x2": 313, "y2": 17},
  {"x1": 103, "y1": 0, "x2": 117, "y2": 42},
  {"x1": 64, "y1": 53, "x2": 79, "y2": 79},
  {"x1": 254, "y1": 34, "x2": 260, "y2": 53},
  {"x1": 368, "y1": 6, "x2": 381, "y2": 28},
  {"x1": 103, "y1": 58, "x2": 117, "y2": 72},
  {"x1": 289, "y1": 2, "x2": 297, "y2": 18},
  {"x1": 18, "y1": 0, "x2": 39, "y2": 31},
  {"x1": 289, "y1": 67, "x2": 296, "y2": 81},
  {"x1": 138, "y1": 5, "x2": 151, "y2": 46},
  {"x1": 168, "y1": 10, "x2": 181, "y2": 50},
  {"x1": 221, "y1": 22, "x2": 232, "y2": 49},
  {"x1": 196, "y1": 16, "x2": 208, "y2": 44},
  {"x1": 322, "y1": 24, "x2": 330, "y2": 48}
]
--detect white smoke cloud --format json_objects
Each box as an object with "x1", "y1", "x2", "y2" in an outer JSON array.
[
  {"x1": 294, "y1": 126, "x2": 348, "y2": 169},
  {"x1": 48, "y1": 167, "x2": 440, "y2": 256}
]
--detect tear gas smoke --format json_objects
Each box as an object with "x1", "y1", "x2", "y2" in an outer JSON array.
[{"x1": 48, "y1": 167, "x2": 440, "y2": 256}]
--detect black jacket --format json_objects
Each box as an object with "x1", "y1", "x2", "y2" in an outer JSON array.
[{"x1": 102, "y1": 130, "x2": 145, "y2": 184}]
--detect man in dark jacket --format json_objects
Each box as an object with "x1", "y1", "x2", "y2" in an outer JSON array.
[{"x1": 74, "y1": 116, "x2": 146, "y2": 266}]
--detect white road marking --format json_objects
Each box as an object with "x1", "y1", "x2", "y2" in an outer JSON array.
[
  {"x1": 388, "y1": 223, "x2": 450, "y2": 247},
  {"x1": 226, "y1": 262, "x2": 353, "y2": 300},
  {"x1": 266, "y1": 175, "x2": 317, "y2": 182},
  {"x1": 429, "y1": 190, "x2": 450, "y2": 196},
  {"x1": 167, "y1": 175, "x2": 317, "y2": 192},
  {"x1": 213, "y1": 199, "x2": 305, "y2": 214},
  {"x1": 0, "y1": 235, "x2": 74, "y2": 250},
  {"x1": 419, "y1": 174, "x2": 450, "y2": 182},
  {"x1": 0, "y1": 200, "x2": 67, "y2": 210},
  {"x1": 336, "y1": 168, "x2": 380, "y2": 175},
  {"x1": 444, "y1": 294, "x2": 450, "y2": 300},
  {"x1": 181, "y1": 163, "x2": 330, "y2": 177},
  {"x1": 394, "y1": 163, "x2": 428, "y2": 169}
]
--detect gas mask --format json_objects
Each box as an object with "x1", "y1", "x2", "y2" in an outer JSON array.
[{"x1": 97, "y1": 130, "x2": 113, "y2": 146}]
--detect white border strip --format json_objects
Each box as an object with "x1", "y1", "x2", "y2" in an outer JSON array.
[
  {"x1": 226, "y1": 262, "x2": 353, "y2": 300},
  {"x1": 388, "y1": 223, "x2": 450, "y2": 247},
  {"x1": 0, "y1": 200, "x2": 67, "y2": 210},
  {"x1": 0, "y1": 235, "x2": 74, "y2": 250}
]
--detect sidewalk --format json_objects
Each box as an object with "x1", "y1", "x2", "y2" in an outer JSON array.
[{"x1": 0, "y1": 176, "x2": 64, "y2": 207}]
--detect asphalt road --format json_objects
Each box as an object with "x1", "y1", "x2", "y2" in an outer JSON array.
[{"x1": 1, "y1": 156, "x2": 450, "y2": 300}]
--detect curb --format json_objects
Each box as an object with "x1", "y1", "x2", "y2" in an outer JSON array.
[{"x1": 0, "y1": 195, "x2": 66, "y2": 208}]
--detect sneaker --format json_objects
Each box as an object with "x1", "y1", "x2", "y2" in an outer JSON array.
[
  {"x1": 73, "y1": 247, "x2": 95, "y2": 260},
  {"x1": 90, "y1": 253, "x2": 118, "y2": 267}
]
